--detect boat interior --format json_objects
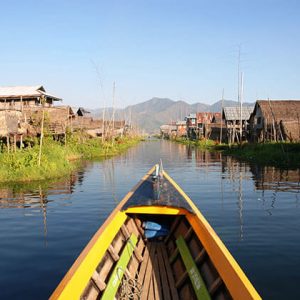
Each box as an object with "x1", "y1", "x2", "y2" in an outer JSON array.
[{"x1": 81, "y1": 210, "x2": 233, "y2": 300}]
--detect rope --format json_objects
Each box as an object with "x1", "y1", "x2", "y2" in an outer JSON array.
[{"x1": 119, "y1": 270, "x2": 142, "y2": 300}]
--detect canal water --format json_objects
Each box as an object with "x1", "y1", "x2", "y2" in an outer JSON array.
[{"x1": 0, "y1": 140, "x2": 299, "y2": 299}]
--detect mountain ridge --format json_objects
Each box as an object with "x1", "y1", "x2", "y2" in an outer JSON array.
[{"x1": 90, "y1": 97, "x2": 254, "y2": 133}]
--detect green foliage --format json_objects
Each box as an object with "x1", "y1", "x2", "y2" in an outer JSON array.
[
  {"x1": 174, "y1": 137, "x2": 217, "y2": 149},
  {"x1": 0, "y1": 135, "x2": 141, "y2": 183},
  {"x1": 217, "y1": 142, "x2": 300, "y2": 167},
  {"x1": 175, "y1": 137, "x2": 300, "y2": 167}
]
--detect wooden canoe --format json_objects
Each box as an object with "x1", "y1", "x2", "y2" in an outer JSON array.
[{"x1": 50, "y1": 165, "x2": 261, "y2": 300}]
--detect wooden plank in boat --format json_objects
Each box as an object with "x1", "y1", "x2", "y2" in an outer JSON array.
[
  {"x1": 157, "y1": 243, "x2": 171, "y2": 300},
  {"x1": 209, "y1": 277, "x2": 223, "y2": 296},
  {"x1": 148, "y1": 275, "x2": 155, "y2": 300},
  {"x1": 151, "y1": 243, "x2": 163, "y2": 299},
  {"x1": 101, "y1": 233, "x2": 138, "y2": 300},
  {"x1": 84, "y1": 282, "x2": 99, "y2": 300},
  {"x1": 176, "y1": 235, "x2": 211, "y2": 300},
  {"x1": 176, "y1": 247, "x2": 207, "y2": 289},
  {"x1": 140, "y1": 244, "x2": 155, "y2": 299},
  {"x1": 160, "y1": 244, "x2": 179, "y2": 300},
  {"x1": 91, "y1": 271, "x2": 106, "y2": 291},
  {"x1": 137, "y1": 243, "x2": 151, "y2": 285}
]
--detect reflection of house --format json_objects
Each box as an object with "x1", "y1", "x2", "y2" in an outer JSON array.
[
  {"x1": 0, "y1": 85, "x2": 61, "y2": 109},
  {"x1": 223, "y1": 106, "x2": 254, "y2": 143},
  {"x1": 250, "y1": 165, "x2": 300, "y2": 193},
  {"x1": 249, "y1": 100, "x2": 300, "y2": 142},
  {"x1": 0, "y1": 172, "x2": 78, "y2": 208}
]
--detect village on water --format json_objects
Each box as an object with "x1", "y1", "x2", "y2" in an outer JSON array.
[
  {"x1": 0, "y1": 85, "x2": 300, "y2": 150},
  {"x1": 2, "y1": 1, "x2": 300, "y2": 299},
  {"x1": 0, "y1": 84, "x2": 299, "y2": 300},
  {"x1": 0, "y1": 85, "x2": 130, "y2": 149}
]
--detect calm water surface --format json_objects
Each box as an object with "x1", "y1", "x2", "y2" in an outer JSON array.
[{"x1": 0, "y1": 140, "x2": 299, "y2": 299}]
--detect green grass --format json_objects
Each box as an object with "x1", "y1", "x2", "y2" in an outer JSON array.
[
  {"x1": 0, "y1": 135, "x2": 141, "y2": 183},
  {"x1": 173, "y1": 137, "x2": 218, "y2": 149},
  {"x1": 173, "y1": 136, "x2": 300, "y2": 167},
  {"x1": 215, "y1": 142, "x2": 300, "y2": 167}
]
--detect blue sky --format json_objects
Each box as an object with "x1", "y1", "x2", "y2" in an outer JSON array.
[{"x1": 0, "y1": 0, "x2": 299, "y2": 108}]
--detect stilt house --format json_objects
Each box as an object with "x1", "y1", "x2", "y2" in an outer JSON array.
[
  {"x1": 186, "y1": 112, "x2": 223, "y2": 140},
  {"x1": 185, "y1": 113, "x2": 197, "y2": 139},
  {"x1": 0, "y1": 85, "x2": 61, "y2": 109},
  {"x1": 175, "y1": 121, "x2": 187, "y2": 137},
  {"x1": 249, "y1": 100, "x2": 300, "y2": 142},
  {"x1": 223, "y1": 106, "x2": 254, "y2": 144}
]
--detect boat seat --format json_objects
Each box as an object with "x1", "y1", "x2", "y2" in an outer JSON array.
[
  {"x1": 176, "y1": 235, "x2": 211, "y2": 300},
  {"x1": 101, "y1": 233, "x2": 138, "y2": 300}
]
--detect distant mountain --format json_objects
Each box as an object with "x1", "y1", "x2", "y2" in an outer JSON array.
[
  {"x1": 90, "y1": 97, "x2": 254, "y2": 133},
  {"x1": 209, "y1": 100, "x2": 254, "y2": 112}
]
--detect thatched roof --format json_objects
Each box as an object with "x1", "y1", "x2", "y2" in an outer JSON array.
[
  {"x1": 254, "y1": 100, "x2": 300, "y2": 123},
  {"x1": 223, "y1": 106, "x2": 254, "y2": 121},
  {"x1": 0, "y1": 85, "x2": 62, "y2": 101}
]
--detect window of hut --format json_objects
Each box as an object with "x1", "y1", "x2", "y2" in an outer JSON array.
[{"x1": 257, "y1": 117, "x2": 261, "y2": 125}]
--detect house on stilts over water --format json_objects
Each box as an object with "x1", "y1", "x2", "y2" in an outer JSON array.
[
  {"x1": 222, "y1": 106, "x2": 254, "y2": 144},
  {"x1": 249, "y1": 100, "x2": 300, "y2": 142}
]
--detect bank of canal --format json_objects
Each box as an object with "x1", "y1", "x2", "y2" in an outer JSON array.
[
  {"x1": 0, "y1": 136, "x2": 141, "y2": 182},
  {"x1": 0, "y1": 140, "x2": 299, "y2": 299},
  {"x1": 174, "y1": 137, "x2": 300, "y2": 167}
]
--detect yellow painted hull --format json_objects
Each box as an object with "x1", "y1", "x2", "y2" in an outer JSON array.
[{"x1": 50, "y1": 166, "x2": 261, "y2": 300}]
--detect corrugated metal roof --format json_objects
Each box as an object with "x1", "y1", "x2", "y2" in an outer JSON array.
[
  {"x1": 0, "y1": 85, "x2": 61, "y2": 101},
  {"x1": 186, "y1": 113, "x2": 196, "y2": 119},
  {"x1": 176, "y1": 121, "x2": 186, "y2": 125},
  {"x1": 223, "y1": 106, "x2": 254, "y2": 121}
]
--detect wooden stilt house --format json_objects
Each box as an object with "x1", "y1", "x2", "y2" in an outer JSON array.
[
  {"x1": 249, "y1": 100, "x2": 300, "y2": 142},
  {"x1": 223, "y1": 106, "x2": 254, "y2": 144},
  {"x1": 0, "y1": 85, "x2": 70, "y2": 142},
  {"x1": 0, "y1": 85, "x2": 61, "y2": 109}
]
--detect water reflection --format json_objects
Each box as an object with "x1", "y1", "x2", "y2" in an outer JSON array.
[
  {"x1": 0, "y1": 141, "x2": 300, "y2": 299},
  {"x1": 0, "y1": 172, "x2": 82, "y2": 247},
  {"x1": 0, "y1": 173, "x2": 78, "y2": 210},
  {"x1": 184, "y1": 145, "x2": 300, "y2": 239},
  {"x1": 250, "y1": 165, "x2": 300, "y2": 193}
]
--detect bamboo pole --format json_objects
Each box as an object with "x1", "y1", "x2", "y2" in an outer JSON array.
[
  {"x1": 7, "y1": 135, "x2": 10, "y2": 153},
  {"x1": 13, "y1": 134, "x2": 16, "y2": 152},
  {"x1": 240, "y1": 72, "x2": 244, "y2": 144},
  {"x1": 111, "y1": 81, "x2": 116, "y2": 144},
  {"x1": 220, "y1": 89, "x2": 224, "y2": 144},
  {"x1": 38, "y1": 108, "x2": 45, "y2": 167}
]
